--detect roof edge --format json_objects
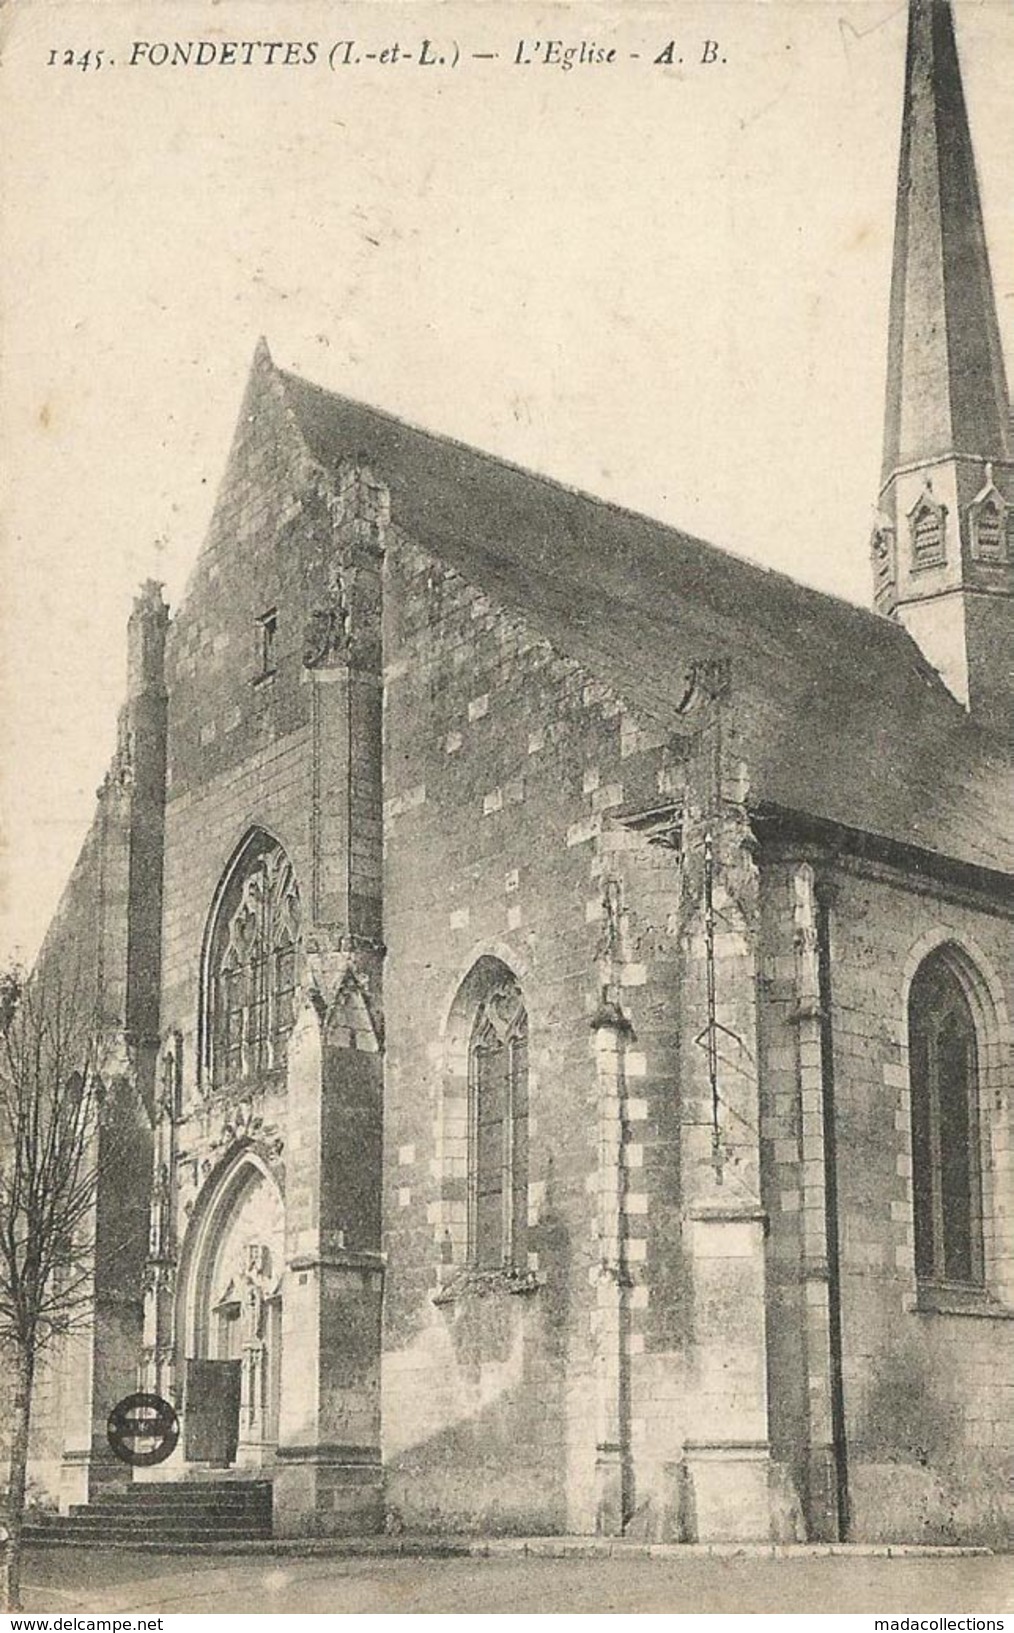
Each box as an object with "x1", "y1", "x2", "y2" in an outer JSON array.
[
  {"x1": 275, "y1": 361, "x2": 896, "y2": 636},
  {"x1": 752, "y1": 801, "x2": 1014, "y2": 903}
]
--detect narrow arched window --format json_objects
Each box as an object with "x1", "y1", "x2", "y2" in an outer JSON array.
[
  {"x1": 206, "y1": 835, "x2": 301, "y2": 1089},
  {"x1": 908, "y1": 952, "x2": 983, "y2": 1286},
  {"x1": 469, "y1": 976, "x2": 528, "y2": 1271}
]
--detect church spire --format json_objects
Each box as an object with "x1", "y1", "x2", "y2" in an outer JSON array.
[
  {"x1": 881, "y1": 0, "x2": 1009, "y2": 485},
  {"x1": 873, "y1": 0, "x2": 1013, "y2": 742}
]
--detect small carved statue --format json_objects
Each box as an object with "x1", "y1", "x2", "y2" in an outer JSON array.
[{"x1": 302, "y1": 571, "x2": 351, "y2": 668}]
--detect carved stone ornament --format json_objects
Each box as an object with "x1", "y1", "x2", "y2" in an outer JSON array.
[
  {"x1": 302, "y1": 571, "x2": 351, "y2": 668},
  {"x1": 148, "y1": 1161, "x2": 172, "y2": 1259},
  {"x1": 114, "y1": 725, "x2": 136, "y2": 790},
  {"x1": 301, "y1": 929, "x2": 375, "y2": 1018},
  {"x1": 210, "y1": 1099, "x2": 285, "y2": 1164},
  {"x1": 598, "y1": 876, "x2": 625, "y2": 970},
  {"x1": 302, "y1": 943, "x2": 351, "y2": 1018},
  {"x1": 141, "y1": 1259, "x2": 177, "y2": 1298},
  {"x1": 241, "y1": 1245, "x2": 272, "y2": 1341},
  {"x1": 675, "y1": 657, "x2": 732, "y2": 715},
  {"x1": 870, "y1": 513, "x2": 896, "y2": 586},
  {"x1": 431, "y1": 1265, "x2": 545, "y2": 1306}
]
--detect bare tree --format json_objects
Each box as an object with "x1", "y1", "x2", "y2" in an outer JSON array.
[{"x1": 0, "y1": 964, "x2": 108, "y2": 1611}]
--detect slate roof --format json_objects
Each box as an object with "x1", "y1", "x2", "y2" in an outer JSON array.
[{"x1": 277, "y1": 364, "x2": 1014, "y2": 881}]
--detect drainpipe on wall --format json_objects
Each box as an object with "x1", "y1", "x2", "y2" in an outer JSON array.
[
  {"x1": 815, "y1": 884, "x2": 850, "y2": 1541},
  {"x1": 591, "y1": 995, "x2": 632, "y2": 1536},
  {"x1": 792, "y1": 864, "x2": 849, "y2": 1542}
]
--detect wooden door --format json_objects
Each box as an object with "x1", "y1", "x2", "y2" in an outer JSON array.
[{"x1": 184, "y1": 1358, "x2": 242, "y2": 1464}]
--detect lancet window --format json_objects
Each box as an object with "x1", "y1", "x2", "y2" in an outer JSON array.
[
  {"x1": 468, "y1": 977, "x2": 529, "y2": 1271},
  {"x1": 908, "y1": 950, "x2": 984, "y2": 1287}
]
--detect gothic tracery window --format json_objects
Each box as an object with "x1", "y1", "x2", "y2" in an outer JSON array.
[
  {"x1": 908, "y1": 951, "x2": 984, "y2": 1288},
  {"x1": 469, "y1": 977, "x2": 529, "y2": 1271},
  {"x1": 206, "y1": 836, "x2": 301, "y2": 1089}
]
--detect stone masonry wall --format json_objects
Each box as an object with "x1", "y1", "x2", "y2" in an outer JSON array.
[
  {"x1": 759, "y1": 856, "x2": 1014, "y2": 1544},
  {"x1": 154, "y1": 360, "x2": 388, "y2": 1536},
  {"x1": 153, "y1": 359, "x2": 327, "y2": 1469},
  {"x1": 380, "y1": 527, "x2": 770, "y2": 1536},
  {"x1": 15, "y1": 585, "x2": 168, "y2": 1509},
  {"x1": 830, "y1": 866, "x2": 1014, "y2": 1543},
  {"x1": 161, "y1": 348, "x2": 332, "y2": 1112}
]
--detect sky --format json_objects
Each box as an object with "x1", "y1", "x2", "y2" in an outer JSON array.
[{"x1": 1, "y1": 0, "x2": 1012, "y2": 966}]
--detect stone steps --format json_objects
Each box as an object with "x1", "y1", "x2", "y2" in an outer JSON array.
[
  {"x1": 72, "y1": 1490, "x2": 272, "y2": 1512},
  {"x1": 22, "y1": 1480, "x2": 274, "y2": 1545}
]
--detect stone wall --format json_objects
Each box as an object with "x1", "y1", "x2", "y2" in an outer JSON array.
[
  {"x1": 156, "y1": 352, "x2": 386, "y2": 1533},
  {"x1": 758, "y1": 854, "x2": 1014, "y2": 1544},
  {"x1": 380, "y1": 528, "x2": 778, "y2": 1538},
  {"x1": 830, "y1": 867, "x2": 1014, "y2": 1543},
  {"x1": 17, "y1": 343, "x2": 1012, "y2": 1545},
  {"x1": 16, "y1": 585, "x2": 168, "y2": 1509}
]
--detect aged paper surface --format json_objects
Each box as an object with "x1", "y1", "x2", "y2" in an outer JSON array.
[
  {"x1": 6, "y1": 0, "x2": 1014, "y2": 965},
  {"x1": 1, "y1": 0, "x2": 1013, "y2": 1615}
]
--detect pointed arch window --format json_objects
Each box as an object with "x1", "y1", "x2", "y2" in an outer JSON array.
[
  {"x1": 205, "y1": 836, "x2": 301, "y2": 1089},
  {"x1": 469, "y1": 978, "x2": 529, "y2": 1271},
  {"x1": 908, "y1": 492, "x2": 947, "y2": 571},
  {"x1": 969, "y1": 484, "x2": 1009, "y2": 565},
  {"x1": 972, "y1": 496, "x2": 1004, "y2": 561},
  {"x1": 908, "y1": 951, "x2": 984, "y2": 1288}
]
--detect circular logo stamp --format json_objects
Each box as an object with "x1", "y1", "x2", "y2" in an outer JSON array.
[{"x1": 107, "y1": 1392, "x2": 180, "y2": 1467}]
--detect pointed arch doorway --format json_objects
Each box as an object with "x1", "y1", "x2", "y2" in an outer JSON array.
[{"x1": 181, "y1": 1154, "x2": 285, "y2": 1469}]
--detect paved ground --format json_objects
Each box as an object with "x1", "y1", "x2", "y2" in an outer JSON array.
[{"x1": 23, "y1": 1546, "x2": 1014, "y2": 1614}]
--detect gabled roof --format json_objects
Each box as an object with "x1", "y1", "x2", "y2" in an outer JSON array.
[{"x1": 274, "y1": 360, "x2": 1014, "y2": 880}]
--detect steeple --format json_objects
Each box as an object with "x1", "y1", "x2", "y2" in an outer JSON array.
[
  {"x1": 873, "y1": 0, "x2": 1013, "y2": 740},
  {"x1": 882, "y1": 0, "x2": 1009, "y2": 481}
]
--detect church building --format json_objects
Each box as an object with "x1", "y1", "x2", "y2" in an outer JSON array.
[{"x1": 19, "y1": 0, "x2": 1014, "y2": 1545}]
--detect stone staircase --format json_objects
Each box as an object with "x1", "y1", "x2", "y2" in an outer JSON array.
[{"x1": 23, "y1": 1479, "x2": 274, "y2": 1546}]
